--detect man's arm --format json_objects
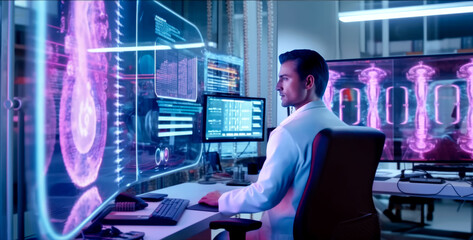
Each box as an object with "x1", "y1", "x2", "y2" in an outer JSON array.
[{"x1": 218, "y1": 127, "x2": 299, "y2": 214}]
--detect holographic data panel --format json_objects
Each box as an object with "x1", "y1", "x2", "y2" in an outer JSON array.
[
  {"x1": 135, "y1": 1, "x2": 204, "y2": 179},
  {"x1": 204, "y1": 52, "x2": 244, "y2": 95},
  {"x1": 327, "y1": 54, "x2": 473, "y2": 162},
  {"x1": 30, "y1": 1, "x2": 137, "y2": 239},
  {"x1": 29, "y1": 0, "x2": 205, "y2": 239}
]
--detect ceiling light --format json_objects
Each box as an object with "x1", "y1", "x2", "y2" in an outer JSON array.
[{"x1": 339, "y1": 1, "x2": 473, "y2": 22}]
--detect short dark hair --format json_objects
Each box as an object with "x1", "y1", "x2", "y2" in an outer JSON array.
[{"x1": 278, "y1": 49, "x2": 329, "y2": 98}]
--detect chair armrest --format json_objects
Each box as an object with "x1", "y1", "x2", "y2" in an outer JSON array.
[{"x1": 210, "y1": 218, "x2": 262, "y2": 240}]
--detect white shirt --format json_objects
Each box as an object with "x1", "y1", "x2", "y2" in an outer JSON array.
[{"x1": 218, "y1": 100, "x2": 348, "y2": 240}]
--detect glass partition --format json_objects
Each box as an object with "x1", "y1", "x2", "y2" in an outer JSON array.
[{"x1": 26, "y1": 1, "x2": 205, "y2": 238}]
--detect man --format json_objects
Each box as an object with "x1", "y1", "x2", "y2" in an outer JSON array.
[{"x1": 199, "y1": 49, "x2": 347, "y2": 239}]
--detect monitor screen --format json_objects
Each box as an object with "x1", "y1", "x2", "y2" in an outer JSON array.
[
  {"x1": 204, "y1": 52, "x2": 244, "y2": 95},
  {"x1": 203, "y1": 95, "x2": 265, "y2": 142},
  {"x1": 326, "y1": 53, "x2": 473, "y2": 163}
]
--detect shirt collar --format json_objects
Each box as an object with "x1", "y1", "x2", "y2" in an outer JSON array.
[{"x1": 280, "y1": 100, "x2": 326, "y2": 126}]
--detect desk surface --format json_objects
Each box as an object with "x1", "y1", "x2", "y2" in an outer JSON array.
[
  {"x1": 109, "y1": 183, "x2": 239, "y2": 240},
  {"x1": 373, "y1": 169, "x2": 473, "y2": 200},
  {"x1": 109, "y1": 171, "x2": 473, "y2": 239}
]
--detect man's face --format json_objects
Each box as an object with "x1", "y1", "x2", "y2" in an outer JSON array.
[{"x1": 276, "y1": 60, "x2": 308, "y2": 109}]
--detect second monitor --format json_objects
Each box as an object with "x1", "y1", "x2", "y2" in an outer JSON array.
[{"x1": 203, "y1": 95, "x2": 265, "y2": 142}]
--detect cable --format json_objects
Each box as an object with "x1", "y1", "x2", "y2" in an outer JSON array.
[
  {"x1": 237, "y1": 142, "x2": 251, "y2": 158},
  {"x1": 396, "y1": 179, "x2": 473, "y2": 198}
]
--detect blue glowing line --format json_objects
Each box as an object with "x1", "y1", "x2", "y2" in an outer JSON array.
[
  {"x1": 34, "y1": 1, "x2": 50, "y2": 238},
  {"x1": 158, "y1": 116, "x2": 193, "y2": 121},
  {"x1": 158, "y1": 124, "x2": 193, "y2": 129},
  {"x1": 88, "y1": 45, "x2": 171, "y2": 53},
  {"x1": 135, "y1": 1, "x2": 140, "y2": 180},
  {"x1": 173, "y1": 42, "x2": 205, "y2": 49},
  {"x1": 339, "y1": 2, "x2": 473, "y2": 22},
  {"x1": 158, "y1": 131, "x2": 193, "y2": 137}
]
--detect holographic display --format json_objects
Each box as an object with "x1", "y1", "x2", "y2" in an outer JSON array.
[
  {"x1": 30, "y1": 0, "x2": 205, "y2": 239},
  {"x1": 133, "y1": 0, "x2": 204, "y2": 179},
  {"x1": 327, "y1": 54, "x2": 473, "y2": 162},
  {"x1": 204, "y1": 52, "x2": 244, "y2": 95},
  {"x1": 203, "y1": 95, "x2": 265, "y2": 142}
]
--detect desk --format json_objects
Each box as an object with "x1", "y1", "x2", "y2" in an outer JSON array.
[
  {"x1": 109, "y1": 183, "x2": 240, "y2": 240},
  {"x1": 373, "y1": 169, "x2": 473, "y2": 201},
  {"x1": 373, "y1": 172, "x2": 473, "y2": 232},
  {"x1": 111, "y1": 176, "x2": 473, "y2": 239}
]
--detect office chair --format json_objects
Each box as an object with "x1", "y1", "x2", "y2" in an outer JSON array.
[{"x1": 210, "y1": 126, "x2": 385, "y2": 240}]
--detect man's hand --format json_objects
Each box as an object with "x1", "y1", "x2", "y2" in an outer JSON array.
[{"x1": 198, "y1": 190, "x2": 222, "y2": 207}]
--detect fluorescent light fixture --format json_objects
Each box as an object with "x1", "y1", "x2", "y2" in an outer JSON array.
[
  {"x1": 88, "y1": 45, "x2": 171, "y2": 53},
  {"x1": 339, "y1": 2, "x2": 473, "y2": 22},
  {"x1": 173, "y1": 42, "x2": 205, "y2": 49}
]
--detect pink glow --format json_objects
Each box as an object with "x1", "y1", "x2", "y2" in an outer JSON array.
[
  {"x1": 62, "y1": 187, "x2": 103, "y2": 235},
  {"x1": 386, "y1": 86, "x2": 409, "y2": 125},
  {"x1": 59, "y1": 1, "x2": 110, "y2": 187},
  {"x1": 323, "y1": 70, "x2": 341, "y2": 111},
  {"x1": 406, "y1": 61, "x2": 436, "y2": 156},
  {"x1": 358, "y1": 64, "x2": 387, "y2": 130},
  {"x1": 339, "y1": 88, "x2": 361, "y2": 125},
  {"x1": 434, "y1": 84, "x2": 460, "y2": 125},
  {"x1": 457, "y1": 59, "x2": 473, "y2": 155}
]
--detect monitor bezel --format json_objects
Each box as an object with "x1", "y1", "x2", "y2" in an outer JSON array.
[{"x1": 202, "y1": 94, "x2": 266, "y2": 143}]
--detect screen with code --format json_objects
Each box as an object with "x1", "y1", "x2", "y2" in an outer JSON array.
[
  {"x1": 203, "y1": 95, "x2": 265, "y2": 142},
  {"x1": 204, "y1": 52, "x2": 244, "y2": 95}
]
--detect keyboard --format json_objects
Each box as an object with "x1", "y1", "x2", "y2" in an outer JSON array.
[
  {"x1": 151, "y1": 198, "x2": 190, "y2": 225},
  {"x1": 102, "y1": 198, "x2": 190, "y2": 226}
]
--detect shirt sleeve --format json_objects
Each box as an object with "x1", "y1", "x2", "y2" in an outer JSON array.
[{"x1": 218, "y1": 127, "x2": 300, "y2": 215}]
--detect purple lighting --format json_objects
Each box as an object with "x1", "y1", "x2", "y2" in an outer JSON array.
[
  {"x1": 323, "y1": 70, "x2": 341, "y2": 111},
  {"x1": 62, "y1": 187, "x2": 103, "y2": 235},
  {"x1": 434, "y1": 84, "x2": 460, "y2": 125},
  {"x1": 59, "y1": 1, "x2": 110, "y2": 187},
  {"x1": 406, "y1": 61, "x2": 436, "y2": 156},
  {"x1": 358, "y1": 64, "x2": 387, "y2": 130},
  {"x1": 386, "y1": 86, "x2": 409, "y2": 125},
  {"x1": 457, "y1": 59, "x2": 473, "y2": 156}
]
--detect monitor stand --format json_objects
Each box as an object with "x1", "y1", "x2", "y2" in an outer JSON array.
[
  {"x1": 413, "y1": 164, "x2": 473, "y2": 179},
  {"x1": 198, "y1": 174, "x2": 217, "y2": 185}
]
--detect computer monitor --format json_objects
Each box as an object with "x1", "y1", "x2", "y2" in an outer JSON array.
[
  {"x1": 203, "y1": 95, "x2": 265, "y2": 142},
  {"x1": 204, "y1": 52, "x2": 244, "y2": 95},
  {"x1": 326, "y1": 53, "x2": 473, "y2": 163}
]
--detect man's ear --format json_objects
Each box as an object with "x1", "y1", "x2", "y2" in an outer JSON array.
[{"x1": 305, "y1": 75, "x2": 315, "y2": 90}]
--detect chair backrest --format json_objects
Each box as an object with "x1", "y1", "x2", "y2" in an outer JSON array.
[{"x1": 293, "y1": 127, "x2": 385, "y2": 240}]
